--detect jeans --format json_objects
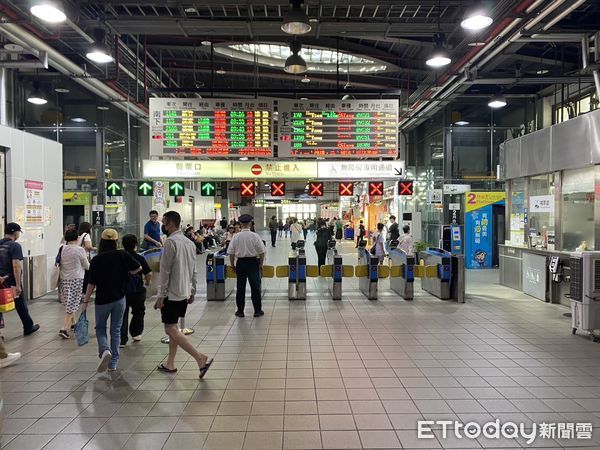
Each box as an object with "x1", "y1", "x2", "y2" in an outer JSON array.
[
  {"x1": 120, "y1": 291, "x2": 146, "y2": 344},
  {"x1": 236, "y1": 258, "x2": 262, "y2": 313},
  {"x1": 95, "y1": 298, "x2": 126, "y2": 369},
  {"x1": 270, "y1": 229, "x2": 277, "y2": 247}
]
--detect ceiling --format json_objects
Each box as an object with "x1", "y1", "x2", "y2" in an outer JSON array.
[{"x1": 0, "y1": 0, "x2": 599, "y2": 128}]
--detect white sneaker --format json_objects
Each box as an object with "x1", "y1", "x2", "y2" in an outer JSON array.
[
  {"x1": 0, "y1": 352, "x2": 21, "y2": 368},
  {"x1": 132, "y1": 335, "x2": 142, "y2": 342},
  {"x1": 97, "y1": 350, "x2": 112, "y2": 372}
]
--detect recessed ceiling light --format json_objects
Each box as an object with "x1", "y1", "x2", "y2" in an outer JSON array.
[
  {"x1": 536, "y1": 69, "x2": 549, "y2": 75},
  {"x1": 454, "y1": 120, "x2": 470, "y2": 126},
  {"x1": 54, "y1": 87, "x2": 70, "y2": 93},
  {"x1": 30, "y1": 0, "x2": 66, "y2": 24},
  {"x1": 71, "y1": 117, "x2": 87, "y2": 123},
  {"x1": 467, "y1": 41, "x2": 486, "y2": 47}
]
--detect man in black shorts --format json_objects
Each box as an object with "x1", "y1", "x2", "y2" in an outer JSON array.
[{"x1": 154, "y1": 211, "x2": 213, "y2": 378}]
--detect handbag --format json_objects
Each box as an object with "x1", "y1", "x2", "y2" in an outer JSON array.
[
  {"x1": 75, "y1": 311, "x2": 89, "y2": 346},
  {"x1": 0, "y1": 278, "x2": 15, "y2": 313},
  {"x1": 50, "y1": 246, "x2": 64, "y2": 290}
]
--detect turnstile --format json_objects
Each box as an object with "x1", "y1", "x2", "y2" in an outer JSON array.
[
  {"x1": 419, "y1": 248, "x2": 452, "y2": 300},
  {"x1": 388, "y1": 241, "x2": 415, "y2": 300},
  {"x1": 206, "y1": 251, "x2": 234, "y2": 301},
  {"x1": 357, "y1": 241, "x2": 378, "y2": 300},
  {"x1": 326, "y1": 240, "x2": 343, "y2": 300},
  {"x1": 289, "y1": 240, "x2": 307, "y2": 300}
]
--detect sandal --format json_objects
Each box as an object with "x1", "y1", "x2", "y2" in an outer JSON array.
[
  {"x1": 199, "y1": 358, "x2": 214, "y2": 379},
  {"x1": 157, "y1": 363, "x2": 177, "y2": 373}
]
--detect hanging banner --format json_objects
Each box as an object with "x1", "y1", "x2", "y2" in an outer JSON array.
[{"x1": 465, "y1": 192, "x2": 506, "y2": 213}]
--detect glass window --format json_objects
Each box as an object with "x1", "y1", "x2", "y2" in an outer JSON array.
[
  {"x1": 528, "y1": 174, "x2": 555, "y2": 247},
  {"x1": 509, "y1": 178, "x2": 526, "y2": 246},
  {"x1": 561, "y1": 167, "x2": 595, "y2": 251}
]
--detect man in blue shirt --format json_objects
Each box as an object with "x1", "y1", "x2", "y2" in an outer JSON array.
[
  {"x1": 142, "y1": 210, "x2": 162, "y2": 250},
  {"x1": 0, "y1": 223, "x2": 39, "y2": 336}
]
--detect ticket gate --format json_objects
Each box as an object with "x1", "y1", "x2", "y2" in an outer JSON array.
[
  {"x1": 289, "y1": 240, "x2": 307, "y2": 300},
  {"x1": 388, "y1": 241, "x2": 415, "y2": 300},
  {"x1": 419, "y1": 248, "x2": 452, "y2": 300},
  {"x1": 326, "y1": 240, "x2": 343, "y2": 300},
  {"x1": 357, "y1": 241, "x2": 378, "y2": 300},
  {"x1": 206, "y1": 251, "x2": 234, "y2": 301}
]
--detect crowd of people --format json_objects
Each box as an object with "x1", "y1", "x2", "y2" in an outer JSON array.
[{"x1": 0, "y1": 211, "x2": 413, "y2": 372}]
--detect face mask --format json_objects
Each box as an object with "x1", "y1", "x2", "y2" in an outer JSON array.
[{"x1": 161, "y1": 225, "x2": 169, "y2": 236}]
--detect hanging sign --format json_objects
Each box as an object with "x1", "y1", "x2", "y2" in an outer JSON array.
[{"x1": 465, "y1": 192, "x2": 506, "y2": 213}]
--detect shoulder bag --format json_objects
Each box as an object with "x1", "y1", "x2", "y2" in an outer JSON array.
[{"x1": 50, "y1": 245, "x2": 64, "y2": 290}]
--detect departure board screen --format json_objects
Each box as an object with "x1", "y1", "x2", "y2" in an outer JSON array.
[
  {"x1": 149, "y1": 98, "x2": 274, "y2": 157},
  {"x1": 277, "y1": 99, "x2": 398, "y2": 158}
]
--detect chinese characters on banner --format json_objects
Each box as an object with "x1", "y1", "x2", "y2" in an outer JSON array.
[
  {"x1": 465, "y1": 192, "x2": 505, "y2": 269},
  {"x1": 24, "y1": 180, "x2": 44, "y2": 224}
]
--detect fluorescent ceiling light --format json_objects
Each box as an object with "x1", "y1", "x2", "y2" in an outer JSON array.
[
  {"x1": 71, "y1": 117, "x2": 87, "y2": 123},
  {"x1": 97, "y1": 104, "x2": 110, "y2": 111},
  {"x1": 30, "y1": 1, "x2": 66, "y2": 23},
  {"x1": 461, "y1": 4, "x2": 493, "y2": 31},
  {"x1": 426, "y1": 46, "x2": 451, "y2": 68},
  {"x1": 54, "y1": 87, "x2": 70, "y2": 93},
  {"x1": 536, "y1": 69, "x2": 549, "y2": 75},
  {"x1": 468, "y1": 41, "x2": 486, "y2": 47},
  {"x1": 86, "y1": 29, "x2": 114, "y2": 64},
  {"x1": 454, "y1": 120, "x2": 470, "y2": 126},
  {"x1": 488, "y1": 94, "x2": 507, "y2": 108},
  {"x1": 281, "y1": 0, "x2": 311, "y2": 35},
  {"x1": 27, "y1": 84, "x2": 47, "y2": 105}
]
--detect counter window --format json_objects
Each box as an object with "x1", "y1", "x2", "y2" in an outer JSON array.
[
  {"x1": 561, "y1": 167, "x2": 595, "y2": 251},
  {"x1": 528, "y1": 174, "x2": 555, "y2": 248}
]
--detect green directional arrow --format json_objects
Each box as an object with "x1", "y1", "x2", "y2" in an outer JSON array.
[
  {"x1": 169, "y1": 182, "x2": 185, "y2": 197},
  {"x1": 106, "y1": 181, "x2": 122, "y2": 197},
  {"x1": 138, "y1": 181, "x2": 154, "y2": 196},
  {"x1": 200, "y1": 182, "x2": 216, "y2": 197}
]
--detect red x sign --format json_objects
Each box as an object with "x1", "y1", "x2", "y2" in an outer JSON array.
[
  {"x1": 338, "y1": 182, "x2": 354, "y2": 196},
  {"x1": 240, "y1": 181, "x2": 256, "y2": 197},
  {"x1": 398, "y1": 180, "x2": 414, "y2": 196},
  {"x1": 270, "y1": 182, "x2": 286, "y2": 197},
  {"x1": 309, "y1": 182, "x2": 324, "y2": 197},
  {"x1": 368, "y1": 181, "x2": 384, "y2": 196}
]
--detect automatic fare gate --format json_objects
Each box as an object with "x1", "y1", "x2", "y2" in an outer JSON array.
[
  {"x1": 206, "y1": 250, "x2": 234, "y2": 301},
  {"x1": 388, "y1": 241, "x2": 415, "y2": 300},
  {"x1": 288, "y1": 240, "x2": 307, "y2": 300},
  {"x1": 356, "y1": 240, "x2": 379, "y2": 300}
]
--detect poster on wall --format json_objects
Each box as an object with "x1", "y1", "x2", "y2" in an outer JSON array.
[
  {"x1": 24, "y1": 180, "x2": 44, "y2": 224},
  {"x1": 529, "y1": 195, "x2": 554, "y2": 213},
  {"x1": 464, "y1": 192, "x2": 505, "y2": 269}
]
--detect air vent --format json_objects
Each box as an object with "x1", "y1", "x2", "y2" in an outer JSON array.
[{"x1": 594, "y1": 259, "x2": 600, "y2": 292}]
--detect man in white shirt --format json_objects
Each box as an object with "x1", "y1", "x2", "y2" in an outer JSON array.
[
  {"x1": 228, "y1": 214, "x2": 266, "y2": 318},
  {"x1": 290, "y1": 218, "x2": 304, "y2": 250},
  {"x1": 154, "y1": 211, "x2": 213, "y2": 378}
]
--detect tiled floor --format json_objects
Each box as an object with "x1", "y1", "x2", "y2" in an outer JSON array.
[{"x1": 2, "y1": 234, "x2": 600, "y2": 449}]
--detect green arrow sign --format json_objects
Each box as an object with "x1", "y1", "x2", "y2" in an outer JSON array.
[
  {"x1": 106, "y1": 181, "x2": 122, "y2": 197},
  {"x1": 169, "y1": 182, "x2": 185, "y2": 197},
  {"x1": 200, "y1": 182, "x2": 216, "y2": 197},
  {"x1": 138, "y1": 181, "x2": 154, "y2": 196}
]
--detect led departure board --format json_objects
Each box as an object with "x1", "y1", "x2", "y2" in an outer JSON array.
[
  {"x1": 149, "y1": 98, "x2": 274, "y2": 157},
  {"x1": 277, "y1": 99, "x2": 398, "y2": 159}
]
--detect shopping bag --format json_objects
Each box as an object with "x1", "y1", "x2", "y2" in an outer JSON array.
[
  {"x1": 0, "y1": 277, "x2": 14, "y2": 313},
  {"x1": 74, "y1": 311, "x2": 89, "y2": 346}
]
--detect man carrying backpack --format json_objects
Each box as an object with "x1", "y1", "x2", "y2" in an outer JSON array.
[{"x1": 120, "y1": 234, "x2": 152, "y2": 347}]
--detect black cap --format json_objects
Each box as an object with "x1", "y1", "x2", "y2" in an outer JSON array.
[
  {"x1": 238, "y1": 214, "x2": 254, "y2": 224},
  {"x1": 5, "y1": 222, "x2": 22, "y2": 234}
]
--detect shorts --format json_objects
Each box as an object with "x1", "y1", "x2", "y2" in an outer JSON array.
[
  {"x1": 60, "y1": 278, "x2": 84, "y2": 314},
  {"x1": 160, "y1": 298, "x2": 188, "y2": 325}
]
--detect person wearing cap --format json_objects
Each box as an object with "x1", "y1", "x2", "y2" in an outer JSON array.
[
  {"x1": 0, "y1": 223, "x2": 39, "y2": 336},
  {"x1": 82, "y1": 228, "x2": 141, "y2": 372},
  {"x1": 154, "y1": 211, "x2": 213, "y2": 378},
  {"x1": 227, "y1": 214, "x2": 266, "y2": 318}
]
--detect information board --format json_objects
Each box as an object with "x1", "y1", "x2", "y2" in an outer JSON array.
[
  {"x1": 277, "y1": 99, "x2": 398, "y2": 158},
  {"x1": 149, "y1": 98, "x2": 274, "y2": 157}
]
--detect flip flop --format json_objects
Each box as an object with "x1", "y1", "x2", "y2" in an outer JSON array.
[
  {"x1": 157, "y1": 363, "x2": 177, "y2": 373},
  {"x1": 199, "y1": 358, "x2": 214, "y2": 379}
]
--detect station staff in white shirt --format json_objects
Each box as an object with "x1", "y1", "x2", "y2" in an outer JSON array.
[{"x1": 227, "y1": 214, "x2": 266, "y2": 318}]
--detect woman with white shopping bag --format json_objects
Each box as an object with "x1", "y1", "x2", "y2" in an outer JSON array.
[{"x1": 57, "y1": 229, "x2": 89, "y2": 339}]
